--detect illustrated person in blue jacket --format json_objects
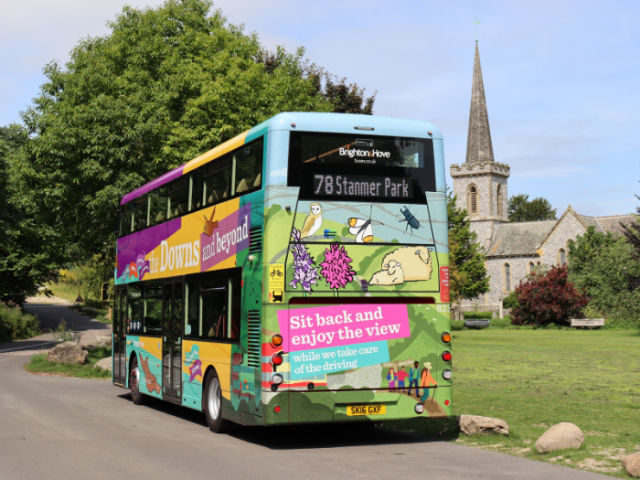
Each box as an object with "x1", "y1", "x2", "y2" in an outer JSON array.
[{"x1": 407, "y1": 361, "x2": 420, "y2": 397}]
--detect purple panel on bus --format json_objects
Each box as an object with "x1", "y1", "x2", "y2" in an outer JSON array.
[
  {"x1": 120, "y1": 165, "x2": 185, "y2": 205},
  {"x1": 116, "y1": 218, "x2": 182, "y2": 279}
]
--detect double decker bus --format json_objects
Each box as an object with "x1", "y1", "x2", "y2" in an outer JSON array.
[{"x1": 112, "y1": 112, "x2": 452, "y2": 432}]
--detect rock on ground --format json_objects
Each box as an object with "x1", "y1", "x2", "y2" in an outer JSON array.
[
  {"x1": 535, "y1": 422, "x2": 584, "y2": 453},
  {"x1": 91, "y1": 336, "x2": 112, "y2": 348},
  {"x1": 623, "y1": 452, "x2": 640, "y2": 477},
  {"x1": 46, "y1": 342, "x2": 88, "y2": 365},
  {"x1": 457, "y1": 415, "x2": 510, "y2": 436},
  {"x1": 94, "y1": 357, "x2": 112, "y2": 372}
]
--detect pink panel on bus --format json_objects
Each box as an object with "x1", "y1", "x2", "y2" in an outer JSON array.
[{"x1": 277, "y1": 304, "x2": 410, "y2": 352}]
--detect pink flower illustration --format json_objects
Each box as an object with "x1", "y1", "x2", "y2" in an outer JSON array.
[{"x1": 320, "y1": 244, "x2": 356, "y2": 290}]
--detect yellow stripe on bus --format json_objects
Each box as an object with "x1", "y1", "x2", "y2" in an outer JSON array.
[{"x1": 183, "y1": 132, "x2": 248, "y2": 174}]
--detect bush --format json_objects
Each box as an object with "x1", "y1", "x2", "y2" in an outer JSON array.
[
  {"x1": 511, "y1": 265, "x2": 588, "y2": 326},
  {"x1": 451, "y1": 320, "x2": 465, "y2": 331},
  {"x1": 502, "y1": 290, "x2": 519, "y2": 310},
  {"x1": 465, "y1": 311, "x2": 493, "y2": 319},
  {"x1": 0, "y1": 301, "x2": 41, "y2": 342}
]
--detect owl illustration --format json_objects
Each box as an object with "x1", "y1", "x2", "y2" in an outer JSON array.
[{"x1": 300, "y1": 203, "x2": 323, "y2": 239}]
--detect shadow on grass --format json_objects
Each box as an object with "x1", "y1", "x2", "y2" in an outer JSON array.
[{"x1": 114, "y1": 392, "x2": 451, "y2": 450}]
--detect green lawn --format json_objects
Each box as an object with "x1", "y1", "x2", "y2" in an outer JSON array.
[
  {"x1": 25, "y1": 347, "x2": 112, "y2": 379},
  {"x1": 392, "y1": 329, "x2": 640, "y2": 478}
]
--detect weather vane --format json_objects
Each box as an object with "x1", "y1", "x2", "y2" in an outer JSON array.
[{"x1": 472, "y1": 16, "x2": 481, "y2": 43}]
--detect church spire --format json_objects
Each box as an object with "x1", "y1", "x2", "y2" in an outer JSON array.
[{"x1": 465, "y1": 43, "x2": 495, "y2": 164}]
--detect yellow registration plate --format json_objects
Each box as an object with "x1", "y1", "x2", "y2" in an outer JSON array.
[{"x1": 346, "y1": 405, "x2": 386, "y2": 416}]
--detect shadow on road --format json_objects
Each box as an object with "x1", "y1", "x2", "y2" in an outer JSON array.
[{"x1": 114, "y1": 390, "x2": 435, "y2": 450}]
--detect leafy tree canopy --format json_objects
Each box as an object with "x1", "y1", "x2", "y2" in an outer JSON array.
[
  {"x1": 447, "y1": 192, "x2": 490, "y2": 303},
  {"x1": 569, "y1": 225, "x2": 640, "y2": 323},
  {"x1": 11, "y1": 0, "x2": 370, "y2": 262},
  {"x1": 508, "y1": 193, "x2": 557, "y2": 222},
  {"x1": 1, "y1": 125, "x2": 65, "y2": 305}
]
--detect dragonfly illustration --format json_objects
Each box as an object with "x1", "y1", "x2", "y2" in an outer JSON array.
[{"x1": 347, "y1": 205, "x2": 384, "y2": 243}]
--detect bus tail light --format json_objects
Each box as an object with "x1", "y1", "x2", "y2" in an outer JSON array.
[
  {"x1": 415, "y1": 404, "x2": 424, "y2": 414},
  {"x1": 442, "y1": 351, "x2": 452, "y2": 362},
  {"x1": 442, "y1": 332, "x2": 452, "y2": 343},
  {"x1": 272, "y1": 374, "x2": 283, "y2": 385},
  {"x1": 272, "y1": 334, "x2": 283, "y2": 347},
  {"x1": 272, "y1": 354, "x2": 283, "y2": 366},
  {"x1": 274, "y1": 405, "x2": 281, "y2": 413},
  {"x1": 442, "y1": 369, "x2": 452, "y2": 380}
]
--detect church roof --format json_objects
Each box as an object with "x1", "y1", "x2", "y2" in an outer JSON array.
[
  {"x1": 577, "y1": 214, "x2": 604, "y2": 233},
  {"x1": 592, "y1": 215, "x2": 637, "y2": 237},
  {"x1": 465, "y1": 44, "x2": 495, "y2": 164},
  {"x1": 487, "y1": 220, "x2": 557, "y2": 257}
]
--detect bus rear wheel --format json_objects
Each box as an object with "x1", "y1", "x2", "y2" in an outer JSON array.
[
  {"x1": 204, "y1": 370, "x2": 231, "y2": 433},
  {"x1": 130, "y1": 356, "x2": 147, "y2": 406}
]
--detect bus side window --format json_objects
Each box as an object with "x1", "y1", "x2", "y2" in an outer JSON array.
[
  {"x1": 142, "y1": 284, "x2": 163, "y2": 334},
  {"x1": 130, "y1": 194, "x2": 149, "y2": 232},
  {"x1": 119, "y1": 208, "x2": 133, "y2": 237},
  {"x1": 183, "y1": 271, "x2": 241, "y2": 342},
  {"x1": 189, "y1": 169, "x2": 203, "y2": 212},
  {"x1": 149, "y1": 187, "x2": 169, "y2": 226},
  {"x1": 233, "y1": 141, "x2": 263, "y2": 195},
  {"x1": 203, "y1": 156, "x2": 232, "y2": 207},
  {"x1": 167, "y1": 177, "x2": 189, "y2": 220}
]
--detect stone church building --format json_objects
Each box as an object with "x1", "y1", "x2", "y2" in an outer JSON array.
[{"x1": 451, "y1": 44, "x2": 634, "y2": 311}]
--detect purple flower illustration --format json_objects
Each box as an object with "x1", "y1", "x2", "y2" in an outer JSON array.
[
  {"x1": 320, "y1": 244, "x2": 356, "y2": 290},
  {"x1": 289, "y1": 228, "x2": 319, "y2": 294}
]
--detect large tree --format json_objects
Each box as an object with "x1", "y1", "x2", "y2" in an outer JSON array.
[
  {"x1": 0, "y1": 126, "x2": 64, "y2": 305},
  {"x1": 568, "y1": 226, "x2": 640, "y2": 323},
  {"x1": 508, "y1": 193, "x2": 557, "y2": 222},
  {"x1": 11, "y1": 0, "x2": 360, "y2": 263},
  {"x1": 447, "y1": 192, "x2": 490, "y2": 304}
]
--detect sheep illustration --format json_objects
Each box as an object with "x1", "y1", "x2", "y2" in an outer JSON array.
[{"x1": 369, "y1": 247, "x2": 432, "y2": 286}]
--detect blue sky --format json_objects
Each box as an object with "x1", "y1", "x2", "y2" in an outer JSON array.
[{"x1": 2, "y1": 0, "x2": 639, "y2": 217}]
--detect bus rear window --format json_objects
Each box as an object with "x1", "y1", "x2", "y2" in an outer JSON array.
[{"x1": 288, "y1": 132, "x2": 435, "y2": 203}]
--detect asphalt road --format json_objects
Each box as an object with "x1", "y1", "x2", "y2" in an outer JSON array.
[
  {"x1": 0, "y1": 346, "x2": 609, "y2": 479},
  {"x1": 0, "y1": 303, "x2": 111, "y2": 354}
]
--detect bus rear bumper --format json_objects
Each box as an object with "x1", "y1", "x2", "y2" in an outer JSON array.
[{"x1": 262, "y1": 387, "x2": 452, "y2": 425}]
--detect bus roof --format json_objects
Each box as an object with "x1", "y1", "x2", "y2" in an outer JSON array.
[{"x1": 120, "y1": 112, "x2": 441, "y2": 206}]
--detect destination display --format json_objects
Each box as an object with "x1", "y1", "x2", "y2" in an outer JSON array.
[{"x1": 313, "y1": 174, "x2": 414, "y2": 199}]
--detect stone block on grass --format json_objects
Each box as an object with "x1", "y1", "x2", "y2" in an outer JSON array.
[
  {"x1": 91, "y1": 336, "x2": 112, "y2": 348},
  {"x1": 94, "y1": 357, "x2": 112, "y2": 372},
  {"x1": 47, "y1": 342, "x2": 88, "y2": 365},
  {"x1": 623, "y1": 452, "x2": 640, "y2": 477},
  {"x1": 535, "y1": 422, "x2": 584, "y2": 453},
  {"x1": 457, "y1": 415, "x2": 510, "y2": 436}
]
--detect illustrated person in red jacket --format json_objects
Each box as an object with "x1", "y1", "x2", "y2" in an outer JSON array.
[{"x1": 396, "y1": 366, "x2": 409, "y2": 392}]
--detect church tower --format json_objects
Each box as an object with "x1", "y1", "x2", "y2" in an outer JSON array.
[{"x1": 451, "y1": 43, "x2": 510, "y2": 250}]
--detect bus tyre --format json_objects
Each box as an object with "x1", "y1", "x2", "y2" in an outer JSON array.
[
  {"x1": 130, "y1": 356, "x2": 147, "y2": 406},
  {"x1": 204, "y1": 371, "x2": 231, "y2": 433}
]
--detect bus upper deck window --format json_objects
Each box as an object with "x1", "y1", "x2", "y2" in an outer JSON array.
[
  {"x1": 167, "y1": 177, "x2": 189, "y2": 220},
  {"x1": 203, "y1": 156, "x2": 231, "y2": 206},
  {"x1": 149, "y1": 187, "x2": 168, "y2": 226},
  {"x1": 234, "y1": 142, "x2": 262, "y2": 195}
]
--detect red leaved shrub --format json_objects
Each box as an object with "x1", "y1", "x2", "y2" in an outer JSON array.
[{"x1": 511, "y1": 265, "x2": 588, "y2": 326}]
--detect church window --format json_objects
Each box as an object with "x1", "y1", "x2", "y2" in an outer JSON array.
[
  {"x1": 497, "y1": 184, "x2": 503, "y2": 217},
  {"x1": 504, "y1": 263, "x2": 511, "y2": 293},
  {"x1": 529, "y1": 262, "x2": 535, "y2": 274},
  {"x1": 559, "y1": 248, "x2": 566, "y2": 265},
  {"x1": 468, "y1": 185, "x2": 478, "y2": 214}
]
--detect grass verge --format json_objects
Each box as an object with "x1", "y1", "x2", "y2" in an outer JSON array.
[
  {"x1": 389, "y1": 329, "x2": 640, "y2": 478},
  {"x1": 25, "y1": 346, "x2": 112, "y2": 379}
]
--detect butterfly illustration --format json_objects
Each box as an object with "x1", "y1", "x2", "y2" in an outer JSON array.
[{"x1": 347, "y1": 206, "x2": 384, "y2": 243}]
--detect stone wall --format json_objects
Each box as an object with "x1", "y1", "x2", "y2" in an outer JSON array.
[{"x1": 539, "y1": 211, "x2": 586, "y2": 268}]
